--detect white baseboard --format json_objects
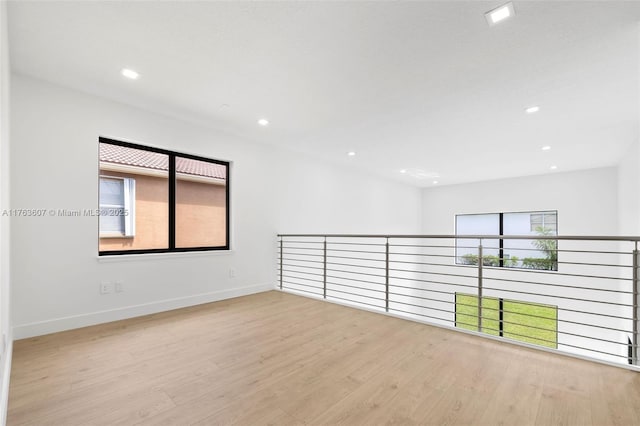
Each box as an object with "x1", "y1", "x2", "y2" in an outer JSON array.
[
  {"x1": 0, "y1": 331, "x2": 12, "y2": 426},
  {"x1": 13, "y1": 283, "x2": 274, "y2": 340}
]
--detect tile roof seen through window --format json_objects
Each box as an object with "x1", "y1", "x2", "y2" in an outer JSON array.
[{"x1": 100, "y1": 143, "x2": 226, "y2": 179}]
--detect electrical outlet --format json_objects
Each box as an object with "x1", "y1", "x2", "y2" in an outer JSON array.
[
  {"x1": 229, "y1": 268, "x2": 235, "y2": 278},
  {"x1": 100, "y1": 281, "x2": 113, "y2": 295},
  {"x1": 114, "y1": 281, "x2": 124, "y2": 293}
]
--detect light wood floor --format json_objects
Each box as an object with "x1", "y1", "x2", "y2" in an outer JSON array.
[{"x1": 7, "y1": 291, "x2": 640, "y2": 425}]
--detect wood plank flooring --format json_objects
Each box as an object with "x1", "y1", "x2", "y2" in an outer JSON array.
[{"x1": 7, "y1": 290, "x2": 640, "y2": 425}]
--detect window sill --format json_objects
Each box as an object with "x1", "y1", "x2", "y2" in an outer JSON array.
[{"x1": 96, "y1": 249, "x2": 234, "y2": 262}]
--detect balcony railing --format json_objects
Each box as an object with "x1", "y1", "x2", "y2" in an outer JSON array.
[{"x1": 277, "y1": 234, "x2": 640, "y2": 369}]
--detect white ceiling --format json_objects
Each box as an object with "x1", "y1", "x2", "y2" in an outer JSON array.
[{"x1": 8, "y1": 1, "x2": 640, "y2": 187}]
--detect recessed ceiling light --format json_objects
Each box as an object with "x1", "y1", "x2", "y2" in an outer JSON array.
[
  {"x1": 550, "y1": 165, "x2": 558, "y2": 170},
  {"x1": 400, "y1": 169, "x2": 407, "y2": 174},
  {"x1": 541, "y1": 146, "x2": 551, "y2": 151},
  {"x1": 433, "y1": 180, "x2": 439, "y2": 185},
  {"x1": 526, "y1": 106, "x2": 540, "y2": 114},
  {"x1": 347, "y1": 151, "x2": 356, "y2": 157},
  {"x1": 257, "y1": 118, "x2": 269, "y2": 126},
  {"x1": 121, "y1": 68, "x2": 139, "y2": 80},
  {"x1": 485, "y1": 2, "x2": 515, "y2": 26}
]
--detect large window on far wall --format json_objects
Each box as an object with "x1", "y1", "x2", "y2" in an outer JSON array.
[
  {"x1": 456, "y1": 210, "x2": 558, "y2": 271},
  {"x1": 98, "y1": 137, "x2": 229, "y2": 255}
]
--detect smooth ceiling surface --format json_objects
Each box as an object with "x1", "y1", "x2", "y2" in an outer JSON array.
[{"x1": 8, "y1": 1, "x2": 640, "y2": 186}]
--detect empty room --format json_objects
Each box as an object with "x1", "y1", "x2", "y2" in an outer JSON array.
[{"x1": 1, "y1": 0, "x2": 640, "y2": 425}]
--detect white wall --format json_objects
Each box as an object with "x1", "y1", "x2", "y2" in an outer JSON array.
[
  {"x1": 421, "y1": 167, "x2": 618, "y2": 236},
  {"x1": 617, "y1": 142, "x2": 640, "y2": 235},
  {"x1": 617, "y1": 24, "x2": 640, "y2": 236},
  {"x1": 10, "y1": 73, "x2": 421, "y2": 339},
  {"x1": 274, "y1": 150, "x2": 420, "y2": 234},
  {"x1": 417, "y1": 168, "x2": 633, "y2": 364},
  {"x1": 0, "y1": 1, "x2": 13, "y2": 423},
  {"x1": 0, "y1": 0, "x2": 11, "y2": 343}
]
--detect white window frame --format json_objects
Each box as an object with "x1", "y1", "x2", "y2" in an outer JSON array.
[{"x1": 99, "y1": 176, "x2": 136, "y2": 238}]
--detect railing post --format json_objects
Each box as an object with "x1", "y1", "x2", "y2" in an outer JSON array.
[
  {"x1": 279, "y1": 237, "x2": 283, "y2": 290},
  {"x1": 633, "y1": 247, "x2": 639, "y2": 365},
  {"x1": 385, "y1": 237, "x2": 390, "y2": 312},
  {"x1": 478, "y1": 241, "x2": 483, "y2": 332},
  {"x1": 323, "y1": 237, "x2": 327, "y2": 299}
]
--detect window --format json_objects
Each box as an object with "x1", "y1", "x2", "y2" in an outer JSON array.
[
  {"x1": 455, "y1": 213, "x2": 500, "y2": 266},
  {"x1": 455, "y1": 293, "x2": 557, "y2": 349},
  {"x1": 455, "y1": 293, "x2": 501, "y2": 337},
  {"x1": 175, "y1": 156, "x2": 228, "y2": 248},
  {"x1": 99, "y1": 177, "x2": 135, "y2": 237},
  {"x1": 98, "y1": 138, "x2": 229, "y2": 255},
  {"x1": 455, "y1": 210, "x2": 558, "y2": 270},
  {"x1": 530, "y1": 212, "x2": 557, "y2": 232}
]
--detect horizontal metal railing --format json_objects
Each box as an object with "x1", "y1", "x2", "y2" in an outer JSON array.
[{"x1": 277, "y1": 234, "x2": 640, "y2": 369}]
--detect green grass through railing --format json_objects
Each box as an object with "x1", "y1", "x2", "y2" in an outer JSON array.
[{"x1": 455, "y1": 293, "x2": 557, "y2": 348}]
